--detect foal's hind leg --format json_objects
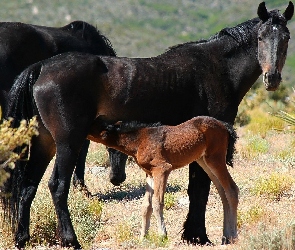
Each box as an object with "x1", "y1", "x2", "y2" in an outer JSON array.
[
  {"x1": 15, "y1": 127, "x2": 55, "y2": 249},
  {"x1": 197, "y1": 157, "x2": 239, "y2": 244}
]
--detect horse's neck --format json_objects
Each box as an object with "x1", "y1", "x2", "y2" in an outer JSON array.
[{"x1": 217, "y1": 35, "x2": 262, "y2": 103}]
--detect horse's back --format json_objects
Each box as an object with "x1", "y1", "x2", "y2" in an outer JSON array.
[
  {"x1": 0, "y1": 22, "x2": 54, "y2": 109},
  {"x1": 0, "y1": 21, "x2": 112, "y2": 112}
]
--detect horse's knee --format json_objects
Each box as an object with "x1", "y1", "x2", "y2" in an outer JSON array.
[
  {"x1": 48, "y1": 177, "x2": 67, "y2": 202},
  {"x1": 142, "y1": 200, "x2": 152, "y2": 216},
  {"x1": 48, "y1": 175, "x2": 58, "y2": 193}
]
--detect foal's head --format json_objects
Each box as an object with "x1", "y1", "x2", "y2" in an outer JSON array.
[{"x1": 257, "y1": 1, "x2": 294, "y2": 91}]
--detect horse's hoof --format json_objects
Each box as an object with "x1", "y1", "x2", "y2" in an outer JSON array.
[
  {"x1": 15, "y1": 232, "x2": 30, "y2": 249},
  {"x1": 221, "y1": 235, "x2": 238, "y2": 245},
  {"x1": 61, "y1": 239, "x2": 82, "y2": 249},
  {"x1": 181, "y1": 234, "x2": 213, "y2": 246}
]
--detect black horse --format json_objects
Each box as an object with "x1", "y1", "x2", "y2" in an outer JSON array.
[
  {"x1": 0, "y1": 20, "x2": 127, "y2": 188},
  {"x1": 4, "y1": 2, "x2": 294, "y2": 248}
]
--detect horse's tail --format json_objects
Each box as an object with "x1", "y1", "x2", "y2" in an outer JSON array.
[
  {"x1": 222, "y1": 122, "x2": 238, "y2": 167},
  {"x1": 5, "y1": 62, "x2": 42, "y2": 123},
  {"x1": 1, "y1": 62, "x2": 42, "y2": 232}
]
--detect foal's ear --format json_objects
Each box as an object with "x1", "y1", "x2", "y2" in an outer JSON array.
[
  {"x1": 257, "y1": 2, "x2": 269, "y2": 22},
  {"x1": 283, "y1": 1, "x2": 294, "y2": 21}
]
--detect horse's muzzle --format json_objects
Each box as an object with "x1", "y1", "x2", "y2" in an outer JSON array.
[
  {"x1": 109, "y1": 172, "x2": 126, "y2": 186},
  {"x1": 263, "y1": 70, "x2": 282, "y2": 91}
]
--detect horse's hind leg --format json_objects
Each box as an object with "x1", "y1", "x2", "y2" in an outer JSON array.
[
  {"x1": 73, "y1": 139, "x2": 89, "y2": 187},
  {"x1": 48, "y1": 140, "x2": 83, "y2": 248},
  {"x1": 15, "y1": 127, "x2": 55, "y2": 248}
]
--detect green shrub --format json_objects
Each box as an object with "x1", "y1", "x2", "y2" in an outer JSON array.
[
  {"x1": 69, "y1": 191, "x2": 103, "y2": 249},
  {"x1": 0, "y1": 116, "x2": 39, "y2": 187},
  {"x1": 251, "y1": 172, "x2": 294, "y2": 201},
  {"x1": 164, "y1": 192, "x2": 176, "y2": 210},
  {"x1": 245, "y1": 109, "x2": 285, "y2": 136},
  {"x1": 242, "y1": 221, "x2": 295, "y2": 250},
  {"x1": 29, "y1": 188, "x2": 103, "y2": 248},
  {"x1": 115, "y1": 221, "x2": 135, "y2": 244},
  {"x1": 237, "y1": 205, "x2": 265, "y2": 228},
  {"x1": 141, "y1": 230, "x2": 169, "y2": 248},
  {"x1": 240, "y1": 133, "x2": 270, "y2": 158}
]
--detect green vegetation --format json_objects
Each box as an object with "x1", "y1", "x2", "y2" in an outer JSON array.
[
  {"x1": 237, "y1": 204, "x2": 265, "y2": 228},
  {"x1": 251, "y1": 172, "x2": 294, "y2": 201},
  {"x1": 241, "y1": 222, "x2": 295, "y2": 250},
  {"x1": 0, "y1": 116, "x2": 39, "y2": 187},
  {"x1": 141, "y1": 231, "x2": 169, "y2": 248},
  {"x1": 164, "y1": 192, "x2": 176, "y2": 210},
  {"x1": 26, "y1": 186, "x2": 103, "y2": 249},
  {"x1": 239, "y1": 133, "x2": 270, "y2": 158},
  {"x1": 86, "y1": 144, "x2": 109, "y2": 167}
]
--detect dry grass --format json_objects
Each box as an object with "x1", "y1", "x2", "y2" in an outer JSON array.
[{"x1": 1, "y1": 127, "x2": 295, "y2": 249}]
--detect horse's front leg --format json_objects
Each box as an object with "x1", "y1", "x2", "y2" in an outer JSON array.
[
  {"x1": 181, "y1": 161, "x2": 212, "y2": 245},
  {"x1": 48, "y1": 143, "x2": 81, "y2": 249},
  {"x1": 152, "y1": 168, "x2": 170, "y2": 238},
  {"x1": 16, "y1": 179, "x2": 43, "y2": 248},
  {"x1": 141, "y1": 174, "x2": 153, "y2": 239}
]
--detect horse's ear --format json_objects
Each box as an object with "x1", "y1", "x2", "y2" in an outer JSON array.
[
  {"x1": 257, "y1": 2, "x2": 269, "y2": 22},
  {"x1": 283, "y1": 1, "x2": 294, "y2": 21},
  {"x1": 96, "y1": 57, "x2": 108, "y2": 73}
]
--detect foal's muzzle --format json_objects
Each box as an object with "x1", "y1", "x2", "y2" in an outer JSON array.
[{"x1": 263, "y1": 70, "x2": 282, "y2": 91}]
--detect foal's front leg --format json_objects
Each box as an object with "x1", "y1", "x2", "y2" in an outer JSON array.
[
  {"x1": 141, "y1": 175, "x2": 154, "y2": 239},
  {"x1": 152, "y1": 169, "x2": 170, "y2": 237}
]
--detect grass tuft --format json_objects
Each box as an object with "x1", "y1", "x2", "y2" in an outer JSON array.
[{"x1": 250, "y1": 172, "x2": 294, "y2": 201}]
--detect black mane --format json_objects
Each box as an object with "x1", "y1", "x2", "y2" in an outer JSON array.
[
  {"x1": 63, "y1": 21, "x2": 117, "y2": 56},
  {"x1": 167, "y1": 17, "x2": 260, "y2": 52},
  {"x1": 168, "y1": 9, "x2": 288, "y2": 52},
  {"x1": 106, "y1": 121, "x2": 162, "y2": 133},
  {"x1": 210, "y1": 17, "x2": 260, "y2": 45}
]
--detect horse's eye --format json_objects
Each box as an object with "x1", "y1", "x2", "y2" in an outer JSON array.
[{"x1": 258, "y1": 37, "x2": 262, "y2": 41}]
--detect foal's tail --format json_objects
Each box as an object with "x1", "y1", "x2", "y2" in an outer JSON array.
[
  {"x1": 222, "y1": 122, "x2": 238, "y2": 167},
  {"x1": 1, "y1": 62, "x2": 42, "y2": 232}
]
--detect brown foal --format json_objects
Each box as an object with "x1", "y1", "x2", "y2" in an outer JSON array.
[{"x1": 88, "y1": 116, "x2": 239, "y2": 243}]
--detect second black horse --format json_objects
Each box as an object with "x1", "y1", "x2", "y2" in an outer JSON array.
[{"x1": 0, "y1": 20, "x2": 127, "y2": 188}]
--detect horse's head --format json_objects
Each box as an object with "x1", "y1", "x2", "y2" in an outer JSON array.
[{"x1": 257, "y1": 1, "x2": 294, "y2": 91}]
